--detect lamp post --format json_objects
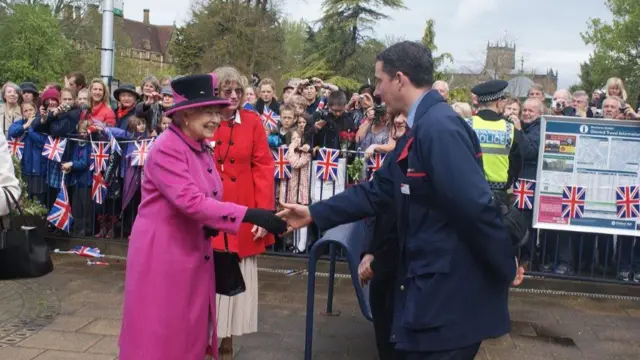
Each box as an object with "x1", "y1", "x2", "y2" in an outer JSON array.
[{"x1": 100, "y1": 0, "x2": 114, "y2": 89}]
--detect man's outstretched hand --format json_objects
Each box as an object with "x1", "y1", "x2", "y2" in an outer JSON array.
[{"x1": 276, "y1": 202, "x2": 313, "y2": 233}]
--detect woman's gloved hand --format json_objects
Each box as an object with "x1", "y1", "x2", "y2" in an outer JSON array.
[{"x1": 242, "y1": 208, "x2": 287, "y2": 235}]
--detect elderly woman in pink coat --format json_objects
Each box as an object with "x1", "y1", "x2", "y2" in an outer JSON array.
[{"x1": 118, "y1": 73, "x2": 286, "y2": 360}]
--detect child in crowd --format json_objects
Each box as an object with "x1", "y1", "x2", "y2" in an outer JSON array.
[
  {"x1": 7, "y1": 102, "x2": 48, "y2": 205},
  {"x1": 127, "y1": 116, "x2": 147, "y2": 139},
  {"x1": 77, "y1": 89, "x2": 89, "y2": 109},
  {"x1": 61, "y1": 119, "x2": 92, "y2": 237},
  {"x1": 278, "y1": 103, "x2": 297, "y2": 145},
  {"x1": 60, "y1": 87, "x2": 75, "y2": 109},
  {"x1": 154, "y1": 116, "x2": 171, "y2": 136},
  {"x1": 288, "y1": 94, "x2": 307, "y2": 115},
  {"x1": 278, "y1": 112, "x2": 312, "y2": 253}
]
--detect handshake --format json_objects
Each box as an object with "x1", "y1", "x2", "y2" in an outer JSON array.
[{"x1": 242, "y1": 203, "x2": 313, "y2": 236}]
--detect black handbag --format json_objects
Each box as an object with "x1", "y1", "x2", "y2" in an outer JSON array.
[
  {"x1": 204, "y1": 227, "x2": 246, "y2": 297},
  {"x1": 0, "y1": 187, "x2": 53, "y2": 280}
]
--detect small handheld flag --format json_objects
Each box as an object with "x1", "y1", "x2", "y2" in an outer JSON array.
[
  {"x1": 47, "y1": 178, "x2": 73, "y2": 232},
  {"x1": 7, "y1": 135, "x2": 25, "y2": 160},
  {"x1": 42, "y1": 136, "x2": 67, "y2": 162},
  {"x1": 262, "y1": 108, "x2": 280, "y2": 132}
]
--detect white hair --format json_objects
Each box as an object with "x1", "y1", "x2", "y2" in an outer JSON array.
[
  {"x1": 433, "y1": 80, "x2": 449, "y2": 92},
  {"x1": 524, "y1": 98, "x2": 544, "y2": 114}
]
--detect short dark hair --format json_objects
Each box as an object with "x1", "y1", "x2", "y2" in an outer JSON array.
[
  {"x1": 358, "y1": 84, "x2": 373, "y2": 96},
  {"x1": 68, "y1": 72, "x2": 87, "y2": 89},
  {"x1": 376, "y1": 41, "x2": 434, "y2": 88},
  {"x1": 328, "y1": 90, "x2": 347, "y2": 107}
]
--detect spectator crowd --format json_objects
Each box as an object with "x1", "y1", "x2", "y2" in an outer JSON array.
[{"x1": 1, "y1": 69, "x2": 638, "y2": 282}]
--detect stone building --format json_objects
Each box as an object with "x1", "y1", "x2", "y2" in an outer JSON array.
[
  {"x1": 62, "y1": 5, "x2": 175, "y2": 78},
  {"x1": 448, "y1": 41, "x2": 558, "y2": 96}
]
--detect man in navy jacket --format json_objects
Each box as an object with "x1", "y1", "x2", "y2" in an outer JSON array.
[{"x1": 279, "y1": 41, "x2": 520, "y2": 359}]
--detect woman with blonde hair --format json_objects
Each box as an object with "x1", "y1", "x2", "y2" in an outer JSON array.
[
  {"x1": 88, "y1": 78, "x2": 116, "y2": 126},
  {"x1": 1, "y1": 82, "x2": 23, "y2": 134},
  {"x1": 605, "y1": 77, "x2": 628, "y2": 102},
  {"x1": 208, "y1": 66, "x2": 275, "y2": 357}
]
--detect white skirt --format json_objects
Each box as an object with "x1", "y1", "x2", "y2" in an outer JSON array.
[{"x1": 216, "y1": 255, "x2": 258, "y2": 338}]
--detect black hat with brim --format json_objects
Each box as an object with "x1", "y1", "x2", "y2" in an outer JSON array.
[
  {"x1": 19, "y1": 82, "x2": 38, "y2": 96},
  {"x1": 164, "y1": 73, "x2": 231, "y2": 117},
  {"x1": 114, "y1": 84, "x2": 141, "y2": 101},
  {"x1": 471, "y1": 80, "x2": 509, "y2": 103}
]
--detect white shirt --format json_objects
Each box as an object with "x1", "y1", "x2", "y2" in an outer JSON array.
[{"x1": 0, "y1": 132, "x2": 21, "y2": 217}]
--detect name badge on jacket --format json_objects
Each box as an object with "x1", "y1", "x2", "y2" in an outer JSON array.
[{"x1": 401, "y1": 183, "x2": 410, "y2": 195}]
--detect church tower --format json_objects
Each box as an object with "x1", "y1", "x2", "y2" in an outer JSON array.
[{"x1": 484, "y1": 41, "x2": 516, "y2": 78}]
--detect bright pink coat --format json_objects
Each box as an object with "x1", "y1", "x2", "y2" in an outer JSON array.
[{"x1": 119, "y1": 124, "x2": 248, "y2": 360}]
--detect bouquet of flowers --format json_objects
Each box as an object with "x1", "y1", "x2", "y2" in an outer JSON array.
[{"x1": 339, "y1": 130, "x2": 356, "y2": 152}]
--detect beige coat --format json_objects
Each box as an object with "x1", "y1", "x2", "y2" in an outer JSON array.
[{"x1": 1, "y1": 104, "x2": 21, "y2": 134}]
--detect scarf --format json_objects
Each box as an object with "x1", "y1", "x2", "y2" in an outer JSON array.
[{"x1": 117, "y1": 106, "x2": 133, "y2": 120}]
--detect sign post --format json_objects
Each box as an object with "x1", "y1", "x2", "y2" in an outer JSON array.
[{"x1": 113, "y1": 0, "x2": 123, "y2": 17}]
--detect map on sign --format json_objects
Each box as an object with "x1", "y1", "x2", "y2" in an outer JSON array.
[{"x1": 533, "y1": 116, "x2": 640, "y2": 236}]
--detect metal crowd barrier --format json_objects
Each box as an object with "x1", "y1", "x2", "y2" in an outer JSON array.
[{"x1": 9, "y1": 130, "x2": 640, "y2": 286}]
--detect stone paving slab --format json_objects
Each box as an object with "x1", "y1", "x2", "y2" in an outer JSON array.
[{"x1": 0, "y1": 254, "x2": 638, "y2": 359}]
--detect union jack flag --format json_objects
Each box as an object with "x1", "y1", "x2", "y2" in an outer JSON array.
[
  {"x1": 131, "y1": 140, "x2": 152, "y2": 167},
  {"x1": 7, "y1": 135, "x2": 25, "y2": 160},
  {"x1": 561, "y1": 186, "x2": 586, "y2": 219},
  {"x1": 91, "y1": 142, "x2": 110, "y2": 172},
  {"x1": 91, "y1": 172, "x2": 107, "y2": 205},
  {"x1": 616, "y1": 185, "x2": 640, "y2": 218},
  {"x1": 513, "y1": 179, "x2": 535, "y2": 210},
  {"x1": 262, "y1": 108, "x2": 280, "y2": 132},
  {"x1": 316, "y1": 96, "x2": 327, "y2": 111},
  {"x1": 316, "y1": 148, "x2": 340, "y2": 182},
  {"x1": 367, "y1": 153, "x2": 385, "y2": 180},
  {"x1": 46, "y1": 180, "x2": 73, "y2": 232},
  {"x1": 272, "y1": 146, "x2": 291, "y2": 179},
  {"x1": 42, "y1": 136, "x2": 67, "y2": 162},
  {"x1": 71, "y1": 246, "x2": 104, "y2": 258}
]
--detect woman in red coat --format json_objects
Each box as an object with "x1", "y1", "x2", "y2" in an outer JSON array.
[{"x1": 209, "y1": 66, "x2": 275, "y2": 357}]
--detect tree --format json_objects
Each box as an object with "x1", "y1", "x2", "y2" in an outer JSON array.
[
  {"x1": 0, "y1": 0, "x2": 98, "y2": 19},
  {"x1": 317, "y1": 0, "x2": 405, "y2": 69},
  {"x1": 171, "y1": 0, "x2": 285, "y2": 81},
  {"x1": 280, "y1": 19, "x2": 309, "y2": 78},
  {"x1": 580, "y1": 0, "x2": 640, "y2": 98},
  {"x1": 0, "y1": 3, "x2": 72, "y2": 85},
  {"x1": 420, "y1": 19, "x2": 453, "y2": 80}
]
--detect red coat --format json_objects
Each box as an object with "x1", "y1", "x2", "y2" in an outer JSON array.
[{"x1": 210, "y1": 109, "x2": 275, "y2": 258}]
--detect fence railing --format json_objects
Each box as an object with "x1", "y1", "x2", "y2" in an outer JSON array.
[{"x1": 8, "y1": 131, "x2": 640, "y2": 286}]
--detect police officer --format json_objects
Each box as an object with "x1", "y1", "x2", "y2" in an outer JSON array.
[
  {"x1": 469, "y1": 80, "x2": 522, "y2": 203},
  {"x1": 279, "y1": 41, "x2": 522, "y2": 360}
]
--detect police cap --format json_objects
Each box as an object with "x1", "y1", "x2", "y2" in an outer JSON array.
[{"x1": 471, "y1": 80, "x2": 509, "y2": 103}]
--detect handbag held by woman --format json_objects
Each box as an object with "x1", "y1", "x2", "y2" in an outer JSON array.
[{"x1": 0, "y1": 187, "x2": 53, "y2": 280}]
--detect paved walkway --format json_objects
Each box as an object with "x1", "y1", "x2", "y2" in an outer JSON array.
[{"x1": 0, "y1": 254, "x2": 639, "y2": 359}]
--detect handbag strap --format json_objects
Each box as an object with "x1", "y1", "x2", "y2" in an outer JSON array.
[{"x1": 1, "y1": 186, "x2": 23, "y2": 231}]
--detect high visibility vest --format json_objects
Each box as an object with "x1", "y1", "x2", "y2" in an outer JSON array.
[{"x1": 470, "y1": 115, "x2": 513, "y2": 188}]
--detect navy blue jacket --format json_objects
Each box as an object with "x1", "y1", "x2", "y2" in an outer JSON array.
[
  {"x1": 309, "y1": 90, "x2": 515, "y2": 352},
  {"x1": 8, "y1": 118, "x2": 48, "y2": 176},
  {"x1": 68, "y1": 141, "x2": 92, "y2": 188},
  {"x1": 517, "y1": 117, "x2": 541, "y2": 181}
]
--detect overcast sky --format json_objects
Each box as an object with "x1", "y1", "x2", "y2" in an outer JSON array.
[{"x1": 121, "y1": 0, "x2": 612, "y2": 89}]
